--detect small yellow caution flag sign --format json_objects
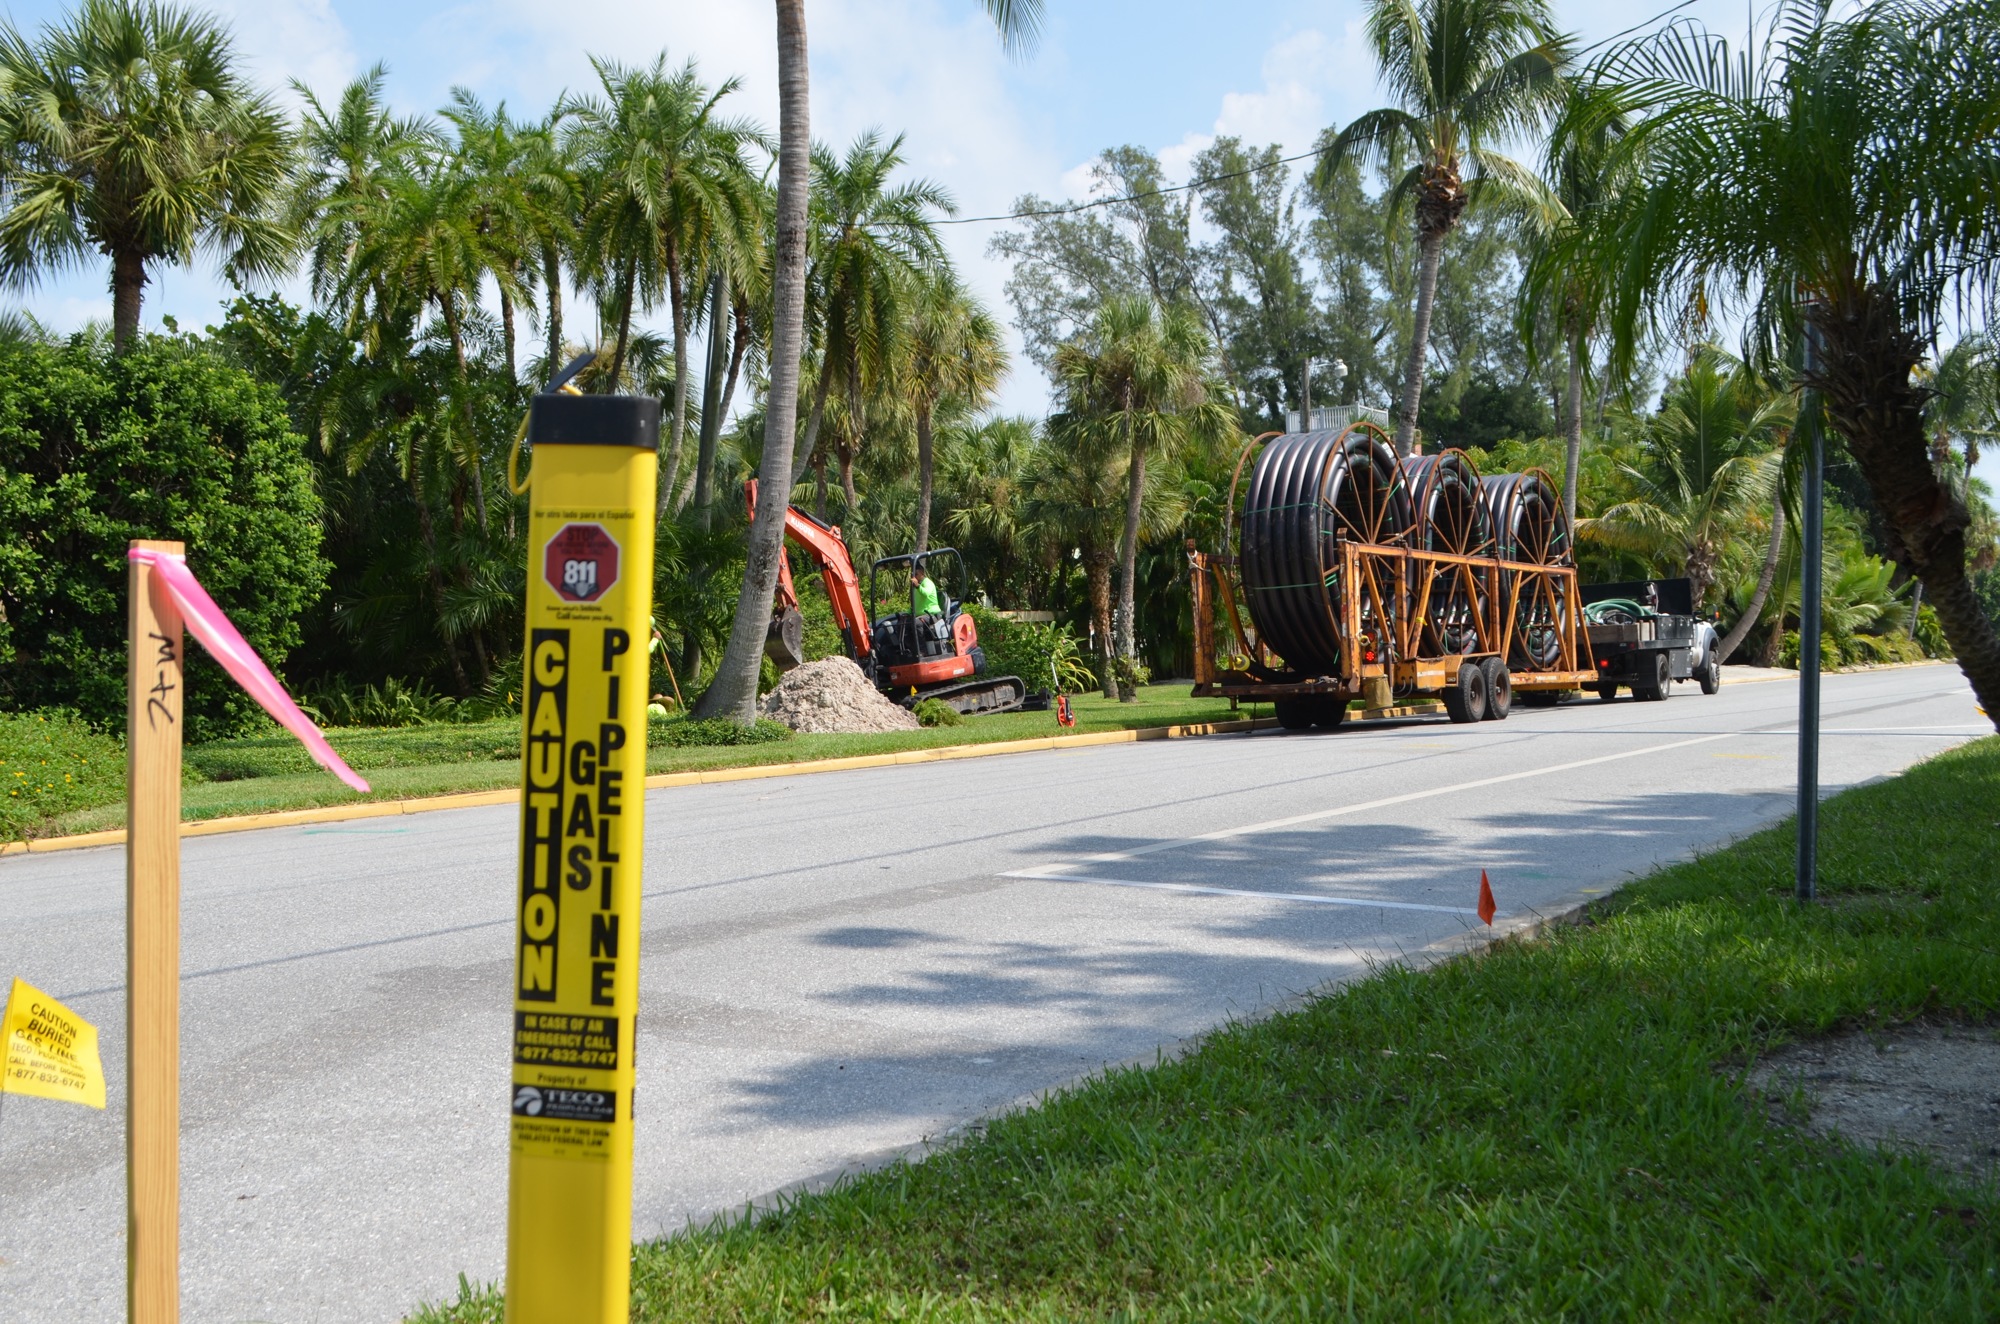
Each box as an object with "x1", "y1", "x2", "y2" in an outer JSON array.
[{"x1": 1, "y1": 977, "x2": 106, "y2": 1109}]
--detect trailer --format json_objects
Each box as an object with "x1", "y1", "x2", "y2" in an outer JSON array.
[{"x1": 1190, "y1": 425, "x2": 1596, "y2": 727}]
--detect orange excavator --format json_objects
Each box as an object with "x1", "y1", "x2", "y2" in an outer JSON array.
[{"x1": 749, "y1": 481, "x2": 1027, "y2": 715}]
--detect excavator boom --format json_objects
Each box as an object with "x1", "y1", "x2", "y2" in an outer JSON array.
[{"x1": 747, "y1": 479, "x2": 870, "y2": 669}]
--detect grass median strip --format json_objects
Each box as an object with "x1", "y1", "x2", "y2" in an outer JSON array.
[
  {"x1": 10, "y1": 687, "x2": 1256, "y2": 840},
  {"x1": 413, "y1": 736, "x2": 2000, "y2": 1322}
]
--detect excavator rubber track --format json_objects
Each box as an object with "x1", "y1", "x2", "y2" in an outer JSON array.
[{"x1": 905, "y1": 674, "x2": 1027, "y2": 715}]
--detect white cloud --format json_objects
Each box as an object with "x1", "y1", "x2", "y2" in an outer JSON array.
[{"x1": 202, "y1": 0, "x2": 358, "y2": 105}]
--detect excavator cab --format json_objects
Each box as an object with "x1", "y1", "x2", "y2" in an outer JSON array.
[{"x1": 867, "y1": 549, "x2": 984, "y2": 682}]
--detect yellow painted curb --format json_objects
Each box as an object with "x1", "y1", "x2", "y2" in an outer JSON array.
[{"x1": 3, "y1": 715, "x2": 1280, "y2": 857}]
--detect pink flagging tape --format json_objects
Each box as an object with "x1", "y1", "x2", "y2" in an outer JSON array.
[{"x1": 129, "y1": 548, "x2": 370, "y2": 793}]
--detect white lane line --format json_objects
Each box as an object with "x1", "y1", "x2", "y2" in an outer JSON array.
[
  {"x1": 1001, "y1": 871, "x2": 1481, "y2": 915},
  {"x1": 1015, "y1": 728, "x2": 1743, "y2": 875}
]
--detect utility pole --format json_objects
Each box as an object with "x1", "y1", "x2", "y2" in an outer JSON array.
[
  {"x1": 1301, "y1": 357, "x2": 1313, "y2": 430},
  {"x1": 1797, "y1": 320, "x2": 1825, "y2": 904}
]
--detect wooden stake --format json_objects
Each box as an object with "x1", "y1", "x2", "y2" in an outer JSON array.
[{"x1": 126, "y1": 539, "x2": 183, "y2": 1324}]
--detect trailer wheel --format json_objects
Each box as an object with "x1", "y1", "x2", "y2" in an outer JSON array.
[
  {"x1": 1479, "y1": 658, "x2": 1512, "y2": 720},
  {"x1": 1633, "y1": 652, "x2": 1671, "y2": 701},
  {"x1": 1698, "y1": 656, "x2": 1722, "y2": 695},
  {"x1": 1312, "y1": 699, "x2": 1349, "y2": 729},
  {"x1": 1443, "y1": 662, "x2": 1488, "y2": 724},
  {"x1": 1515, "y1": 690, "x2": 1562, "y2": 708},
  {"x1": 1274, "y1": 699, "x2": 1316, "y2": 730}
]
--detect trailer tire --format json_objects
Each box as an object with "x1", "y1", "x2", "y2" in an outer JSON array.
[
  {"x1": 1479, "y1": 658, "x2": 1512, "y2": 720},
  {"x1": 1515, "y1": 689, "x2": 1562, "y2": 708},
  {"x1": 1443, "y1": 662, "x2": 1488, "y2": 724},
  {"x1": 1312, "y1": 699, "x2": 1348, "y2": 729},
  {"x1": 1698, "y1": 656, "x2": 1721, "y2": 695},
  {"x1": 1274, "y1": 699, "x2": 1316, "y2": 730},
  {"x1": 1633, "y1": 652, "x2": 1671, "y2": 701}
]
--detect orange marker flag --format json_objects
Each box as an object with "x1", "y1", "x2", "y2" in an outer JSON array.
[{"x1": 1477, "y1": 871, "x2": 1496, "y2": 926}]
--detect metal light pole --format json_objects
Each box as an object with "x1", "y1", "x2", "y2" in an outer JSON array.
[{"x1": 1796, "y1": 321, "x2": 1825, "y2": 903}]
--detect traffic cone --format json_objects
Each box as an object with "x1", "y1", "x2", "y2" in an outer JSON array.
[{"x1": 1477, "y1": 871, "x2": 1496, "y2": 926}]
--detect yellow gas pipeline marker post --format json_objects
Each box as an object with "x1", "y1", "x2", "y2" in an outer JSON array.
[{"x1": 506, "y1": 388, "x2": 659, "y2": 1322}]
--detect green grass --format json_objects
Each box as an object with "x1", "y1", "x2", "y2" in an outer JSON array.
[
  {"x1": 0, "y1": 709, "x2": 125, "y2": 839},
  {"x1": 410, "y1": 737, "x2": 2000, "y2": 1322},
  {"x1": 19, "y1": 686, "x2": 1252, "y2": 838}
]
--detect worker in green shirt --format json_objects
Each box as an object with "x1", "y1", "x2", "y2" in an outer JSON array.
[{"x1": 910, "y1": 561, "x2": 942, "y2": 617}]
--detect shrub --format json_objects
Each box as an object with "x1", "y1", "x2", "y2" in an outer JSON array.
[
  {"x1": 648, "y1": 715, "x2": 793, "y2": 748},
  {"x1": 1914, "y1": 602, "x2": 1952, "y2": 658},
  {"x1": 298, "y1": 675, "x2": 517, "y2": 728},
  {"x1": 0, "y1": 335, "x2": 327, "y2": 740},
  {"x1": 966, "y1": 605, "x2": 1096, "y2": 692},
  {"x1": 911, "y1": 698, "x2": 962, "y2": 727},
  {"x1": 0, "y1": 709, "x2": 124, "y2": 840}
]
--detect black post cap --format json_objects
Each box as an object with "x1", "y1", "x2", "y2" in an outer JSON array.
[{"x1": 528, "y1": 393, "x2": 661, "y2": 450}]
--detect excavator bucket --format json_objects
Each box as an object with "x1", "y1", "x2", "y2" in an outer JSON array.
[{"x1": 764, "y1": 605, "x2": 805, "y2": 670}]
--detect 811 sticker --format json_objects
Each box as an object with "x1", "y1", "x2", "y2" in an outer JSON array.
[{"x1": 544, "y1": 523, "x2": 620, "y2": 604}]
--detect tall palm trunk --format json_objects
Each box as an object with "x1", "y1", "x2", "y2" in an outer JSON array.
[
  {"x1": 499, "y1": 288, "x2": 518, "y2": 389},
  {"x1": 1718, "y1": 500, "x2": 1785, "y2": 663},
  {"x1": 693, "y1": 0, "x2": 810, "y2": 723},
  {"x1": 1395, "y1": 228, "x2": 1445, "y2": 456},
  {"x1": 914, "y1": 403, "x2": 935, "y2": 554},
  {"x1": 1115, "y1": 409, "x2": 1145, "y2": 686},
  {"x1": 1815, "y1": 293, "x2": 2000, "y2": 725},
  {"x1": 719, "y1": 289, "x2": 750, "y2": 424},
  {"x1": 660, "y1": 250, "x2": 691, "y2": 517},
  {"x1": 609, "y1": 253, "x2": 637, "y2": 386},
  {"x1": 112, "y1": 249, "x2": 146, "y2": 352},
  {"x1": 1562, "y1": 332, "x2": 1584, "y2": 530},
  {"x1": 692, "y1": 271, "x2": 729, "y2": 525},
  {"x1": 440, "y1": 299, "x2": 489, "y2": 533},
  {"x1": 792, "y1": 368, "x2": 834, "y2": 486},
  {"x1": 1087, "y1": 549, "x2": 1116, "y2": 699},
  {"x1": 541, "y1": 242, "x2": 564, "y2": 380}
]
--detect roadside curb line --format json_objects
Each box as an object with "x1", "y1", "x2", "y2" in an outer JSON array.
[
  {"x1": 3, "y1": 715, "x2": 1282, "y2": 858},
  {"x1": 10, "y1": 660, "x2": 1946, "y2": 860}
]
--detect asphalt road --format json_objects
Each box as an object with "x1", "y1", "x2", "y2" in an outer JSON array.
[{"x1": 0, "y1": 664, "x2": 1986, "y2": 1323}]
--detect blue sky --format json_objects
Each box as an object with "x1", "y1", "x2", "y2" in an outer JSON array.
[{"x1": 4, "y1": 0, "x2": 1991, "y2": 487}]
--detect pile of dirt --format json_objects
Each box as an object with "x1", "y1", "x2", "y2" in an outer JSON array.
[
  {"x1": 760, "y1": 657, "x2": 921, "y2": 734},
  {"x1": 1748, "y1": 1024, "x2": 2000, "y2": 1181}
]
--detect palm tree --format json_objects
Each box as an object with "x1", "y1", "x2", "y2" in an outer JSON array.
[
  {"x1": 564, "y1": 55, "x2": 762, "y2": 514},
  {"x1": 791, "y1": 132, "x2": 952, "y2": 496},
  {"x1": 518, "y1": 110, "x2": 581, "y2": 380},
  {"x1": 1523, "y1": 77, "x2": 1632, "y2": 530},
  {"x1": 441, "y1": 90, "x2": 539, "y2": 388},
  {"x1": 1314, "y1": 0, "x2": 1567, "y2": 454},
  {"x1": 291, "y1": 65, "x2": 434, "y2": 313},
  {"x1": 341, "y1": 158, "x2": 525, "y2": 532},
  {"x1": 0, "y1": 0, "x2": 293, "y2": 350},
  {"x1": 1583, "y1": 348, "x2": 1791, "y2": 613},
  {"x1": 1025, "y1": 412, "x2": 1129, "y2": 696},
  {"x1": 900, "y1": 274, "x2": 1007, "y2": 553},
  {"x1": 696, "y1": 0, "x2": 1041, "y2": 724},
  {"x1": 1054, "y1": 296, "x2": 1234, "y2": 681},
  {"x1": 1563, "y1": 0, "x2": 2000, "y2": 723}
]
